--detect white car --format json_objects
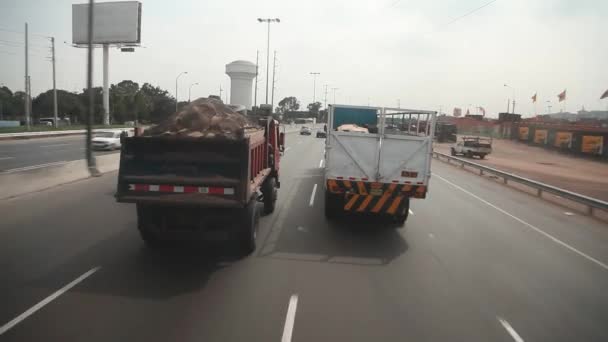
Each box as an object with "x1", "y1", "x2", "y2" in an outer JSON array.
[
  {"x1": 450, "y1": 136, "x2": 492, "y2": 159},
  {"x1": 92, "y1": 131, "x2": 125, "y2": 150}
]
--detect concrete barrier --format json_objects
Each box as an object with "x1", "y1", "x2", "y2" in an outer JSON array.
[
  {"x1": 0, "y1": 153, "x2": 120, "y2": 200},
  {"x1": 0, "y1": 128, "x2": 134, "y2": 141}
]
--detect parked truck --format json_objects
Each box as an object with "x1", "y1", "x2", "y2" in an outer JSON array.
[
  {"x1": 115, "y1": 118, "x2": 285, "y2": 254},
  {"x1": 324, "y1": 105, "x2": 436, "y2": 224}
]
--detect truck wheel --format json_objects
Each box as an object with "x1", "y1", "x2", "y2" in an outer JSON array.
[
  {"x1": 137, "y1": 204, "x2": 160, "y2": 247},
  {"x1": 450, "y1": 148, "x2": 456, "y2": 156},
  {"x1": 479, "y1": 154, "x2": 486, "y2": 159},
  {"x1": 393, "y1": 197, "x2": 410, "y2": 226},
  {"x1": 466, "y1": 150, "x2": 473, "y2": 158},
  {"x1": 238, "y1": 201, "x2": 259, "y2": 255},
  {"x1": 262, "y1": 177, "x2": 278, "y2": 215},
  {"x1": 324, "y1": 190, "x2": 342, "y2": 219}
]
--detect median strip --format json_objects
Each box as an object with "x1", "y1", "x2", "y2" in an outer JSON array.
[{"x1": 1, "y1": 161, "x2": 69, "y2": 174}]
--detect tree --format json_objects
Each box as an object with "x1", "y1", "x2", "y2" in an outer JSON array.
[
  {"x1": 32, "y1": 89, "x2": 84, "y2": 123},
  {"x1": 307, "y1": 101, "x2": 322, "y2": 116},
  {"x1": 277, "y1": 96, "x2": 300, "y2": 115},
  {"x1": 139, "y1": 83, "x2": 175, "y2": 123}
]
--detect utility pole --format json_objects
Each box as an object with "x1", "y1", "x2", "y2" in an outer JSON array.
[
  {"x1": 254, "y1": 50, "x2": 259, "y2": 108},
  {"x1": 506, "y1": 98, "x2": 510, "y2": 113},
  {"x1": 323, "y1": 84, "x2": 328, "y2": 109},
  {"x1": 271, "y1": 50, "x2": 277, "y2": 110},
  {"x1": 219, "y1": 85, "x2": 223, "y2": 101},
  {"x1": 24, "y1": 22, "x2": 30, "y2": 129},
  {"x1": 51, "y1": 37, "x2": 58, "y2": 127},
  {"x1": 310, "y1": 72, "x2": 320, "y2": 104},
  {"x1": 512, "y1": 99, "x2": 516, "y2": 114}
]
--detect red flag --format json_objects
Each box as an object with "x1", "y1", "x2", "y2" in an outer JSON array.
[
  {"x1": 531, "y1": 93, "x2": 537, "y2": 103},
  {"x1": 558, "y1": 89, "x2": 566, "y2": 102},
  {"x1": 601, "y1": 89, "x2": 608, "y2": 100}
]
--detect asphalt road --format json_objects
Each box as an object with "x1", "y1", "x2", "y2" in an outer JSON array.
[
  {"x1": 1, "y1": 133, "x2": 608, "y2": 341},
  {"x1": 0, "y1": 135, "x2": 117, "y2": 173}
]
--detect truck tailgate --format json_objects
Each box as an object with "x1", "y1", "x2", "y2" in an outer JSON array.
[{"x1": 116, "y1": 136, "x2": 249, "y2": 207}]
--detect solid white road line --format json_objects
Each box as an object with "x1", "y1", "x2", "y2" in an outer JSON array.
[
  {"x1": 319, "y1": 159, "x2": 324, "y2": 168},
  {"x1": 0, "y1": 267, "x2": 100, "y2": 335},
  {"x1": 281, "y1": 294, "x2": 299, "y2": 342},
  {"x1": 0, "y1": 156, "x2": 15, "y2": 160},
  {"x1": 498, "y1": 317, "x2": 524, "y2": 342},
  {"x1": 309, "y1": 184, "x2": 318, "y2": 207},
  {"x1": 433, "y1": 172, "x2": 608, "y2": 271},
  {"x1": 408, "y1": 209, "x2": 414, "y2": 216},
  {"x1": 39, "y1": 143, "x2": 72, "y2": 148},
  {"x1": 1, "y1": 161, "x2": 69, "y2": 174}
]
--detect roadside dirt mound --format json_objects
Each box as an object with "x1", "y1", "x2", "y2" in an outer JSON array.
[{"x1": 144, "y1": 98, "x2": 257, "y2": 139}]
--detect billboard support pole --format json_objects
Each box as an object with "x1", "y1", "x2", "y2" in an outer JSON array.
[{"x1": 102, "y1": 43, "x2": 110, "y2": 125}]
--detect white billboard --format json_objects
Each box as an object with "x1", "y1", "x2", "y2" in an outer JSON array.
[{"x1": 72, "y1": 1, "x2": 142, "y2": 45}]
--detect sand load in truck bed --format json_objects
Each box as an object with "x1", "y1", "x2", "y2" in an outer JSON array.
[{"x1": 144, "y1": 98, "x2": 259, "y2": 140}]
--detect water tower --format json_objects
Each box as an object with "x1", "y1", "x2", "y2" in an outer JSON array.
[{"x1": 225, "y1": 60, "x2": 256, "y2": 110}]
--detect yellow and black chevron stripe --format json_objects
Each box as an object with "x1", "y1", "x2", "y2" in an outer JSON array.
[
  {"x1": 327, "y1": 179, "x2": 427, "y2": 199},
  {"x1": 327, "y1": 179, "x2": 427, "y2": 214}
]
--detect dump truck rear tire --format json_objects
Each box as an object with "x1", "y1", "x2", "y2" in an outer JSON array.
[
  {"x1": 450, "y1": 148, "x2": 456, "y2": 156},
  {"x1": 478, "y1": 153, "x2": 486, "y2": 159},
  {"x1": 137, "y1": 204, "x2": 160, "y2": 247},
  {"x1": 238, "y1": 201, "x2": 259, "y2": 255},
  {"x1": 262, "y1": 177, "x2": 277, "y2": 214}
]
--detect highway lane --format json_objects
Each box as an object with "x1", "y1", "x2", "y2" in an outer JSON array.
[
  {"x1": 1, "y1": 134, "x2": 608, "y2": 341},
  {"x1": 0, "y1": 135, "x2": 117, "y2": 172}
]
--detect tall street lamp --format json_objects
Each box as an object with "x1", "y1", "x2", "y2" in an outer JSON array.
[
  {"x1": 175, "y1": 71, "x2": 188, "y2": 112},
  {"x1": 310, "y1": 72, "x2": 320, "y2": 104},
  {"x1": 188, "y1": 82, "x2": 199, "y2": 102},
  {"x1": 331, "y1": 87, "x2": 339, "y2": 104},
  {"x1": 504, "y1": 83, "x2": 515, "y2": 114},
  {"x1": 257, "y1": 18, "x2": 280, "y2": 105}
]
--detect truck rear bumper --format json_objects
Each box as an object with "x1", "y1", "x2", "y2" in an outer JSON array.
[
  {"x1": 116, "y1": 193, "x2": 246, "y2": 208},
  {"x1": 325, "y1": 179, "x2": 424, "y2": 216}
]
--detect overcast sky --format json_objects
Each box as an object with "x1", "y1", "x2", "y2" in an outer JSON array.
[{"x1": 1, "y1": 0, "x2": 607, "y2": 117}]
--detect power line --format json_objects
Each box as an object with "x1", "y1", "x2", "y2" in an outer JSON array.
[{"x1": 442, "y1": 0, "x2": 500, "y2": 28}]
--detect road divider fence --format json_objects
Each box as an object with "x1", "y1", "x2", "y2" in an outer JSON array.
[{"x1": 433, "y1": 151, "x2": 608, "y2": 221}]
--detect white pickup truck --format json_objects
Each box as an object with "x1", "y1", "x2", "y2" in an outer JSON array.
[
  {"x1": 450, "y1": 136, "x2": 492, "y2": 159},
  {"x1": 324, "y1": 105, "x2": 436, "y2": 224}
]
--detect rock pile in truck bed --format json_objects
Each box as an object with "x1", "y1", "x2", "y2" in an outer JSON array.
[{"x1": 143, "y1": 97, "x2": 258, "y2": 139}]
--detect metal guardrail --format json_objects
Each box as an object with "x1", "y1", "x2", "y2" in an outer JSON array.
[{"x1": 433, "y1": 151, "x2": 608, "y2": 215}]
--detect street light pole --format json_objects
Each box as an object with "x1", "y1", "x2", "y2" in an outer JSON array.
[
  {"x1": 331, "y1": 87, "x2": 339, "y2": 104},
  {"x1": 175, "y1": 71, "x2": 188, "y2": 112},
  {"x1": 257, "y1": 18, "x2": 280, "y2": 105},
  {"x1": 504, "y1": 84, "x2": 515, "y2": 114},
  {"x1": 310, "y1": 72, "x2": 320, "y2": 104},
  {"x1": 188, "y1": 82, "x2": 199, "y2": 102}
]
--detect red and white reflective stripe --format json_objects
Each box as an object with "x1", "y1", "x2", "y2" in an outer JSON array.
[{"x1": 129, "y1": 184, "x2": 234, "y2": 195}]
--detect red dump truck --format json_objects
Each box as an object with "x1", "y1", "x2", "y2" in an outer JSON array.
[{"x1": 115, "y1": 118, "x2": 284, "y2": 254}]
